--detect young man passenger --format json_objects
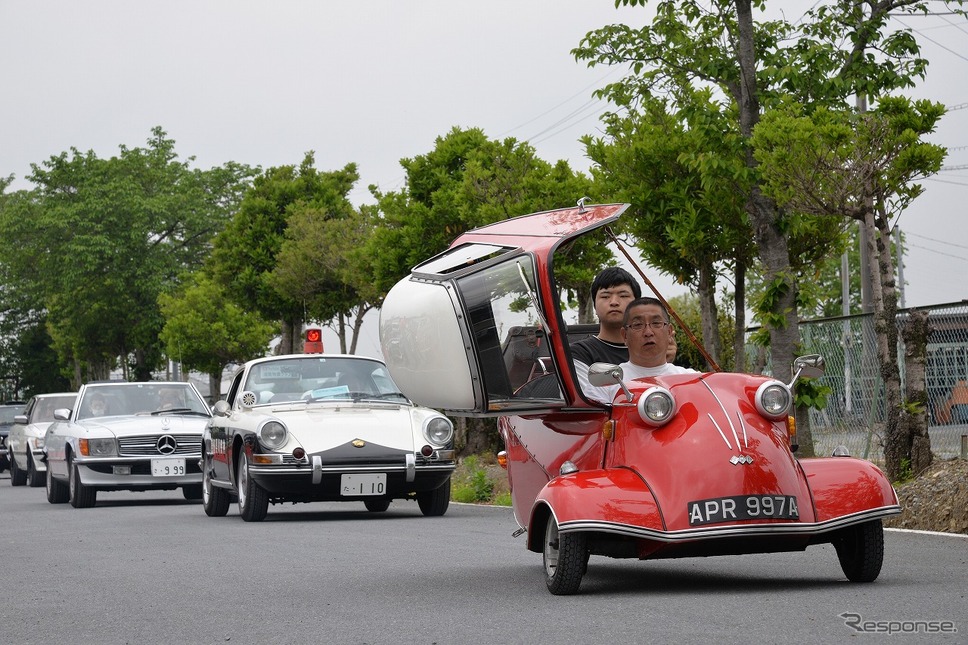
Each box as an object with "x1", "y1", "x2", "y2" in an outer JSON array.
[
  {"x1": 584, "y1": 297, "x2": 697, "y2": 404},
  {"x1": 571, "y1": 267, "x2": 641, "y2": 396}
]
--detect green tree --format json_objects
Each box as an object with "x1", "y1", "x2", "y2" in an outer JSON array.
[
  {"x1": 268, "y1": 175, "x2": 374, "y2": 354},
  {"x1": 209, "y1": 154, "x2": 360, "y2": 354},
  {"x1": 159, "y1": 272, "x2": 276, "y2": 399},
  {"x1": 574, "y1": 0, "x2": 962, "y2": 461},
  {"x1": 7, "y1": 320, "x2": 72, "y2": 398},
  {"x1": 752, "y1": 97, "x2": 945, "y2": 479},
  {"x1": 0, "y1": 128, "x2": 256, "y2": 386},
  {"x1": 584, "y1": 91, "x2": 756, "y2": 367}
]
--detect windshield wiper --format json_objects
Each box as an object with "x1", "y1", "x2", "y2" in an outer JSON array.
[{"x1": 150, "y1": 408, "x2": 208, "y2": 416}]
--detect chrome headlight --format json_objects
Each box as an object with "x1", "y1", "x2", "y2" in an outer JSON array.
[
  {"x1": 28, "y1": 436, "x2": 45, "y2": 450},
  {"x1": 636, "y1": 386, "x2": 676, "y2": 427},
  {"x1": 755, "y1": 381, "x2": 793, "y2": 420},
  {"x1": 258, "y1": 421, "x2": 288, "y2": 450},
  {"x1": 423, "y1": 416, "x2": 454, "y2": 446},
  {"x1": 81, "y1": 437, "x2": 117, "y2": 457}
]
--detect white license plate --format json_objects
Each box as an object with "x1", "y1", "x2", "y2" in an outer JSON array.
[
  {"x1": 151, "y1": 459, "x2": 186, "y2": 477},
  {"x1": 340, "y1": 473, "x2": 386, "y2": 496}
]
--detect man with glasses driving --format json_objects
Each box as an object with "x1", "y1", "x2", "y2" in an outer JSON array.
[{"x1": 584, "y1": 297, "x2": 697, "y2": 404}]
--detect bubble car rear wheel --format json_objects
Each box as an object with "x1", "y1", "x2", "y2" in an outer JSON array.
[{"x1": 834, "y1": 519, "x2": 884, "y2": 582}]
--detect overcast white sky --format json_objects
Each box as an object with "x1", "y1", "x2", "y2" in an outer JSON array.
[{"x1": 2, "y1": 1, "x2": 966, "y2": 356}]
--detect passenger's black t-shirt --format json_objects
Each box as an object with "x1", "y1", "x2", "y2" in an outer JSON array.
[{"x1": 571, "y1": 336, "x2": 628, "y2": 366}]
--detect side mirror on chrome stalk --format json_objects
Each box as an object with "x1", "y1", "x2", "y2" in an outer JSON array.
[
  {"x1": 789, "y1": 354, "x2": 825, "y2": 388},
  {"x1": 587, "y1": 362, "x2": 634, "y2": 403}
]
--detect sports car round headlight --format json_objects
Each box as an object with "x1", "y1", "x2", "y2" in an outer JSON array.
[
  {"x1": 636, "y1": 387, "x2": 676, "y2": 427},
  {"x1": 258, "y1": 421, "x2": 288, "y2": 450},
  {"x1": 423, "y1": 417, "x2": 454, "y2": 446},
  {"x1": 755, "y1": 381, "x2": 793, "y2": 420}
]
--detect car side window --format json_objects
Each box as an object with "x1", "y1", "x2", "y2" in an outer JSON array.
[{"x1": 226, "y1": 371, "x2": 245, "y2": 406}]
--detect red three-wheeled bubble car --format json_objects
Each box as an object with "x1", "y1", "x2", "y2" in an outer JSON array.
[{"x1": 379, "y1": 202, "x2": 900, "y2": 595}]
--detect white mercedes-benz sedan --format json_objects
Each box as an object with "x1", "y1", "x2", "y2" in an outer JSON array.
[{"x1": 44, "y1": 381, "x2": 212, "y2": 508}]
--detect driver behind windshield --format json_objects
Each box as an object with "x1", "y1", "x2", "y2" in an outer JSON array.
[{"x1": 158, "y1": 388, "x2": 183, "y2": 410}]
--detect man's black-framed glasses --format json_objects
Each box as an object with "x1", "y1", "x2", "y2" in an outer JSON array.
[{"x1": 625, "y1": 321, "x2": 669, "y2": 332}]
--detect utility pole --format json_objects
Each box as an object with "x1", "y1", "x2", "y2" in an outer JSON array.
[{"x1": 857, "y1": 92, "x2": 873, "y2": 314}]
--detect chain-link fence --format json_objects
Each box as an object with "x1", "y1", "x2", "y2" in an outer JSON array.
[{"x1": 755, "y1": 301, "x2": 968, "y2": 463}]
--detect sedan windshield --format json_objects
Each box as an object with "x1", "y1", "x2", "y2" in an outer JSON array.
[{"x1": 77, "y1": 384, "x2": 211, "y2": 420}]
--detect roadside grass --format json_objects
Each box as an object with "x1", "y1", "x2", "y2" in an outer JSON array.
[{"x1": 452, "y1": 454, "x2": 511, "y2": 506}]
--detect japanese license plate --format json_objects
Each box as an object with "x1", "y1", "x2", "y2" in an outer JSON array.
[
  {"x1": 151, "y1": 459, "x2": 186, "y2": 477},
  {"x1": 688, "y1": 495, "x2": 799, "y2": 526},
  {"x1": 340, "y1": 473, "x2": 386, "y2": 496}
]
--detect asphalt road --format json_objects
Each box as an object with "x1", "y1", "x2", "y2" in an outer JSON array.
[{"x1": 1, "y1": 472, "x2": 965, "y2": 645}]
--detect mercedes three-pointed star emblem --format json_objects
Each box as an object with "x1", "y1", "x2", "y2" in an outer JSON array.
[{"x1": 156, "y1": 435, "x2": 178, "y2": 455}]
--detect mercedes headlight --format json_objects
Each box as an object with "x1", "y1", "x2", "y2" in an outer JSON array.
[
  {"x1": 423, "y1": 416, "x2": 454, "y2": 446},
  {"x1": 80, "y1": 437, "x2": 117, "y2": 457},
  {"x1": 636, "y1": 387, "x2": 676, "y2": 427},
  {"x1": 258, "y1": 421, "x2": 288, "y2": 450},
  {"x1": 755, "y1": 381, "x2": 793, "y2": 420}
]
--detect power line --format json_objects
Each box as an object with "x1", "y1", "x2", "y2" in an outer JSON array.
[
  {"x1": 925, "y1": 175, "x2": 968, "y2": 187},
  {"x1": 499, "y1": 66, "x2": 625, "y2": 139},
  {"x1": 907, "y1": 242, "x2": 968, "y2": 262},
  {"x1": 893, "y1": 17, "x2": 968, "y2": 64},
  {"x1": 907, "y1": 230, "x2": 968, "y2": 250}
]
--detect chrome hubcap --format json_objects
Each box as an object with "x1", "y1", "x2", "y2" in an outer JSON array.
[
  {"x1": 543, "y1": 520, "x2": 560, "y2": 577},
  {"x1": 238, "y1": 457, "x2": 247, "y2": 509}
]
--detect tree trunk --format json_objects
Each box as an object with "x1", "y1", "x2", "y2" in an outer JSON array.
[
  {"x1": 749, "y1": 195, "x2": 800, "y2": 384},
  {"x1": 454, "y1": 417, "x2": 501, "y2": 457},
  {"x1": 578, "y1": 292, "x2": 594, "y2": 325},
  {"x1": 734, "y1": 0, "x2": 798, "y2": 384},
  {"x1": 795, "y1": 402, "x2": 815, "y2": 458},
  {"x1": 209, "y1": 371, "x2": 223, "y2": 404},
  {"x1": 698, "y1": 261, "x2": 721, "y2": 368},
  {"x1": 72, "y1": 357, "x2": 82, "y2": 390},
  {"x1": 336, "y1": 313, "x2": 348, "y2": 354},
  {"x1": 867, "y1": 211, "x2": 904, "y2": 480},
  {"x1": 278, "y1": 318, "x2": 303, "y2": 355},
  {"x1": 900, "y1": 309, "x2": 933, "y2": 477},
  {"x1": 347, "y1": 303, "x2": 372, "y2": 356},
  {"x1": 733, "y1": 263, "x2": 746, "y2": 372}
]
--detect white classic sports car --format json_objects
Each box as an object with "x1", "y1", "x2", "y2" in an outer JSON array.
[
  {"x1": 44, "y1": 381, "x2": 212, "y2": 508},
  {"x1": 202, "y1": 353, "x2": 456, "y2": 521},
  {"x1": 7, "y1": 392, "x2": 76, "y2": 487}
]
